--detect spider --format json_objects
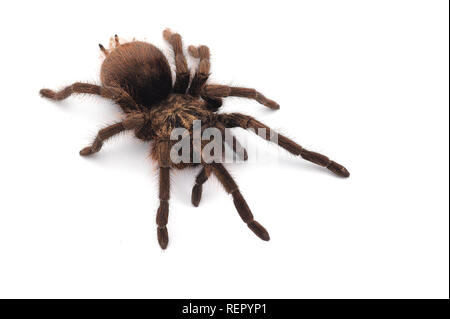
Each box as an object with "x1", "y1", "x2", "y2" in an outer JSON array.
[{"x1": 40, "y1": 29, "x2": 350, "y2": 249}]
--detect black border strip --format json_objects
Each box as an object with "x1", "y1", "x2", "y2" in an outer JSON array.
[{"x1": 0, "y1": 299, "x2": 449, "y2": 317}]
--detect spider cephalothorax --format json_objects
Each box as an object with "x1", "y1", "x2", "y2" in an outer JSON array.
[{"x1": 40, "y1": 29, "x2": 350, "y2": 249}]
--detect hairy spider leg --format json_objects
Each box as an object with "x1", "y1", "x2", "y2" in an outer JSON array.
[
  {"x1": 79, "y1": 114, "x2": 146, "y2": 156},
  {"x1": 188, "y1": 45, "x2": 211, "y2": 96},
  {"x1": 201, "y1": 84, "x2": 280, "y2": 110},
  {"x1": 191, "y1": 166, "x2": 211, "y2": 207},
  {"x1": 154, "y1": 140, "x2": 172, "y2": 249},
  {"x1": 210, "y1": 163, "x2": 270, "y2": 241},
  {"x1": 163, "y1": 29, "x2": 190, "y2": 94},
  {"x1": 191, "y1": 122, "x2": 248, "y2": 207},
  {"x1": 39, "y1": 82, "x2": 140, "y2": 113},
  {"x1": 218, "y1": 113, "x2": 350, "y2": 177}
]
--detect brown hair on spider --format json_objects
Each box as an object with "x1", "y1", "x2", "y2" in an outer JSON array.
[{"x1": 40, "y1": 29, "x2": 350, "y2": 249}]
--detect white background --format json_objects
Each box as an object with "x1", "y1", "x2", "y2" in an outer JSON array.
[{"x1": 0, "y1": 0, "x2": 448, "y2": 298}]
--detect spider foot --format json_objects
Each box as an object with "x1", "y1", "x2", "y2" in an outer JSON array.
[
  {"x1": 162, "y1": 28, "x2": 173, "y2": 39},
  {"x1": 162, "y1": 28, "x2": 181, "y2": 45},
  {"x1": 255, "y1": 92, "x2": 280, "y2": 110},
  {"x1": 157, "y1": 226, "x2": 169, "y2": 249},
  {"x1": 188, "y1": 45, "x2": 209, "y2": 59},
  {"x1": 191, "y1": 184, "x2": 202, "y2": 207},
  {"x1": 39, "y1": 88, "x2": 56, "y2": 99},
  {"x1": 248, "y1": 221, "x2": 270, "y2": 241},
  {"x1": 188, "y1": 45, "x2": 199, "y2": 58},
  {"x1": 327, "y1": 161, "x2": 350, "y2": 178},
  {"x1": 113, "y1": 34, "x2": 120, "y2": 48},
  {"x1": 300, "y1": 150, "x2": 350, "y2": 178},
  {"x1": 99, "y1": 43, "x2": 108, "y2": 56},
  {"x1": 79, "y1": 145, "x2": 100, "y2": 156}
]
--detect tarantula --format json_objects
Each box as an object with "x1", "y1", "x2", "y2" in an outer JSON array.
[{"x1": 40, "y1": 29, "x2": 350, "y2": 249}]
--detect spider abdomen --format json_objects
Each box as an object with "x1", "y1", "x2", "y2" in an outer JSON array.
[{"x1": 100, "y1": 41, "x2": 173, "y2": 108}]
